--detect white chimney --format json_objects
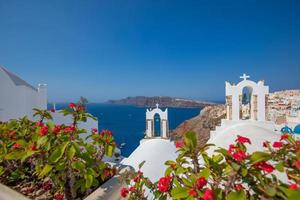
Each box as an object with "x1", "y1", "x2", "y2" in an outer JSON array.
[{"x1": 38, "y1": 83, "x2": 47, "y2": 110}]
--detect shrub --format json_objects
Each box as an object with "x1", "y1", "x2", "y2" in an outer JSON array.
[
  {"x1": 121, "y1": 132, "x2": 300, "y2": 200},
  {"x1": 0, "y1": 103, "x2": 116, "y2": 200}
]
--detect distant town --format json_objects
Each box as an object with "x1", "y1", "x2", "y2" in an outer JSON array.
[{"x1": 268, "y1": 90, "x2": 300, "y2": 126}]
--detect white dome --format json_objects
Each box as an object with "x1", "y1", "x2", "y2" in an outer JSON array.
[
  {"x1": 208, "y1": 123, "x2": 281, "y2": 154},
  {"x1": 121, "y1": 138, "x2": 178, "y2": 182}
]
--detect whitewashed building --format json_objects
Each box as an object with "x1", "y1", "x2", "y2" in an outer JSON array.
[{"x1": 0, "y1": 66, "x2": 47, "y2": 121}]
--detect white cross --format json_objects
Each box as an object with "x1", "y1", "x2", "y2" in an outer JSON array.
[
  {"x1": 240, "y1": 73, "x2": 250, "y2": 81},
  {"x1": 156, "y1": 103, "x2": 159, "y2": 108}
]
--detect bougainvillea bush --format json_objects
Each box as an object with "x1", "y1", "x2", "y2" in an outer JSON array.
[
  {"x1": 0, "y1": 103, "x2": 116, "y2": 200},
  {"x1": 121, "y1": 131, "x2": 300, "y2": 200}
]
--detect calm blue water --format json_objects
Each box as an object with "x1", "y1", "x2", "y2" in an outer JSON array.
[{"x1": 53, "y1": 103, "x2": 201, "y2": 157}]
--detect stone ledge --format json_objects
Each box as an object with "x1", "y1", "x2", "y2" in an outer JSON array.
[{"x1": 0, "y1": 183, "x2": 30, "y2": 200}]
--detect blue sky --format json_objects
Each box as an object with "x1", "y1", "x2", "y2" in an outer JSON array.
[{"x1": 0, "y1": 0, "x2": 300, "y2": 102}]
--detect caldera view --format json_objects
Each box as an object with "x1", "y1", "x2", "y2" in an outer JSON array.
[{"x1": 0, "y1": 1, "x2": 300, "y2": 200}]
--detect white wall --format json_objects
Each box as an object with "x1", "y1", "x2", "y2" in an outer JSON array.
[{"x1": 0, "y1": 68, "x2": 47, "y2": 121}]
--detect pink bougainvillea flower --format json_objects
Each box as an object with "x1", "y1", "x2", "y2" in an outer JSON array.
[
  {"x1": 12, "y1": 143, "x2": 21, "y2": 149},
  {"x1": 289, "y1": 183, "x2": 298, "y2": 190},
  {"x1": 235, "y1": 184, "x2": 244, "y2": 191},
  {"x1": 42, "y1": 180, "x2": 52, "y2": 190},
  {"x1": 256, "y1": 161, "x2": 274, "y2": 173},
  {"x1": 235, "y1": 135, "x2": 251, "y2": 144},
  {"x1": 36, "y1": 122, "x2": 44, "y2": 127},
  {"x1": 64, "y1": 126, "x2": 75, "y2": 133},
  {"x1": 157, "y1": 176, "x2": 171, "y2": 193},
  {"x1": 175, "y1": 140, "x2": 184, "y2": 148},
  {"x1": 53, "y1": 193, "x2": 64, "y2": 200},
  {"x1": 273, "y1": 141, "x2": 283, "y2": 148},
  {"x1": 29, "y1": 144, "x2": 38, "y2": 151},
  {"x1": 196, "y1": 177, "x2": 207, "y2": 189},
  {"x1": 294, "y1": 160, "x2": 300, "y2": 169},
  {"x1": 77, "y1": 105, "x2": 84, "y2": 112},
  {"x1": 129, "y1": 186, "x2": 135, "y2": 192},
  {"x1": 188, "y1": 188, "x2": 197, "y2": 197},
  {"x1": 92, "y1": 128, "x2": 98, "y2": 134},
  {"x1": 120, "y1": 187, "x2": 129, "y2": 198},
  {"x1": 232, "y1": 149, "x2": 247, "y2": 161},
  {"x1": 203, "y1": 189, "x2": 213, "y2": 200},
  {"x1": 40, "y1": 125, "x2": 48, "y2": 136},
  {"x1": 53, "y1": 125, "x2": 61, "y2": 135},
  {"x1": 69, "y1": 102, "x2": 76, "y2": 109},
  {"x1": 228, "y1": 144, "x2": 235, "y2": 154},
  {"x1": 280, "y1": 134, "x2": 289, "y2": 141}
]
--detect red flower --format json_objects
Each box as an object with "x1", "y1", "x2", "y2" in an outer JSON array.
[
  {"x1": 54, "y1": 193, "x2": 64, "y2": 200},
  {"x1": 29, "y1": 144, "x2": 38, "y2": 151},
  {"x1": 50, "y1": 108, "x2": 55, "y2": 112},
  {"x1": 175, "y1": 140, "x2": 184, "y2": 148},
  {"x1": 294, "y1": 160, "x2": 300, "y2": 169},
  {"x1": 228, "y1": 144, "x2": 235, "y2": 154},
  {"x1": 235, "y1": 135, "x2": 251, "y2": 144},
  {"x1": 12, "y1": 143, "x2": 21, "y2": 149},
  {"x1": 69, "y1": 102, "x2": 76, "y2": 109},
  {"x1": 36, "y1": 122, "x2": 44, "y2": 127},
  {"x1": 133, "y1": 171, "x2": 143, "y2": 182},
  {"x1": 53, "y1": 125, "x2": 61, "y2": 134},
  {"x1": 273, "y1": 141, "x2": 283, "y2": 148},
  {"x1": 42, "y1": 180, "x2": 52, "y2": 190},
  {"x1": 232, "y1": 149, "x2": 247, "y2": 161},
  {"x1": 92, "y1": 128, "x2": 98, "y2": 134},
  {"x1": 77, "y1": 105, "x2": 84, "y2": 112},
  {"x1": 203, "y1": 189, "x2": 213, "y2": 200},
  {"x1": 280, "y1": 134, "x2": 289, "y2": 141},
  {"x1": 64, "y1": 126, "x2": 75, "y2": 133},
  {"x1": 289, "y1": 183, "x2": 298, "y2": 190},
  {"x1": 235, "y1": 184, "x2": 244, "y2": 191},
  {"x1": 129, "y1": 186, "x2": 135, "y2": 192},
  {"x1": 120, "y1": 187, "x2": 129, "y2": 198},
  {"x1": 196, "y1": 177, "x2": 207, "y2": 189},
  {"x1": 40, "y1": 125, "x2": 48, "y2": 136},
  {"x1": 157, "y1": 176, "x2": 171, "y2": 193},
  {"x1": 256, "y1": 161, "x2": 274, "y2": 173},
  {"x1": 188, "y1": 188, "x2": 197, "y2": 197}
]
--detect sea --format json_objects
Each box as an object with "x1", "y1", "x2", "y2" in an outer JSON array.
[{"x1": 53, "y1": 103, "x2": 201, "y2": 157}]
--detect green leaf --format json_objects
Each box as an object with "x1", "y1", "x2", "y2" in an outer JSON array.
[
  {"x1": 171, "y1": 187, "x2": 189, "y2": 199},
  {"x1": 5, "y1": 151, "x2": 25, "y2": 160},
  {"x1": 0, "y1": 166, "x2": 5, "y2": 176},
  {"x1": 227, "y1": 190, "x2": 246, "y2": 200},
  {"x1": 72, "y1": 161, "x2": 85, "y2": 171},
  {"x1": 39, "y1": 164, "x2": 53, "y2": 178},
  {"x1": 85, "y1": 174, "x2": 93, "y2": 188},
  {"x1": 199, "y1": 168, "x2": 210, "y2": 179},
  {"x1": 184, "y1": 131, "x2": 197, "y2": 149},
  {"x1": 68, "y1": 145, "x2": 76, "y2": 160},
  {"x1": 37, "y1": 136, "x2": 48, "y2": 147},
  {"x1": 105, "y1": 145, "x2": 114, "y2": 157},
  {"x1": 165, "y1": 167, "x2": 173, "y2": 176},
  {"x1": 49, "y1": 142, "x2": 69, "y2": 163},
  {"x1": 275, "y1": 162, "x2": 284, "y2": 172},
  {"x1": 250, "y1": 152, "x2": 271, "y2": 163}
]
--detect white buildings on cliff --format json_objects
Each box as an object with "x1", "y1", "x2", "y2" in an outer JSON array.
[{"x1": 0, "y1": 66, "x2": 47, "y2": 121}]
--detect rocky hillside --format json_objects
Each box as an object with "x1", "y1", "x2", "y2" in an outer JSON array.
[
  {"x1": 171, "y1": 105, "x2": 226, "y2": 147},
  {"x1": 107, "y1": 96, "x2": 214, "y2": 108}
]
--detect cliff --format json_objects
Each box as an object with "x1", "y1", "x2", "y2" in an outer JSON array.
[
  {"x1": 107, "y1": 96, "x2": 214, "y2": 108},
  {"x1": 171, "y1": 105, "x2": 226, "y2": 147}
]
